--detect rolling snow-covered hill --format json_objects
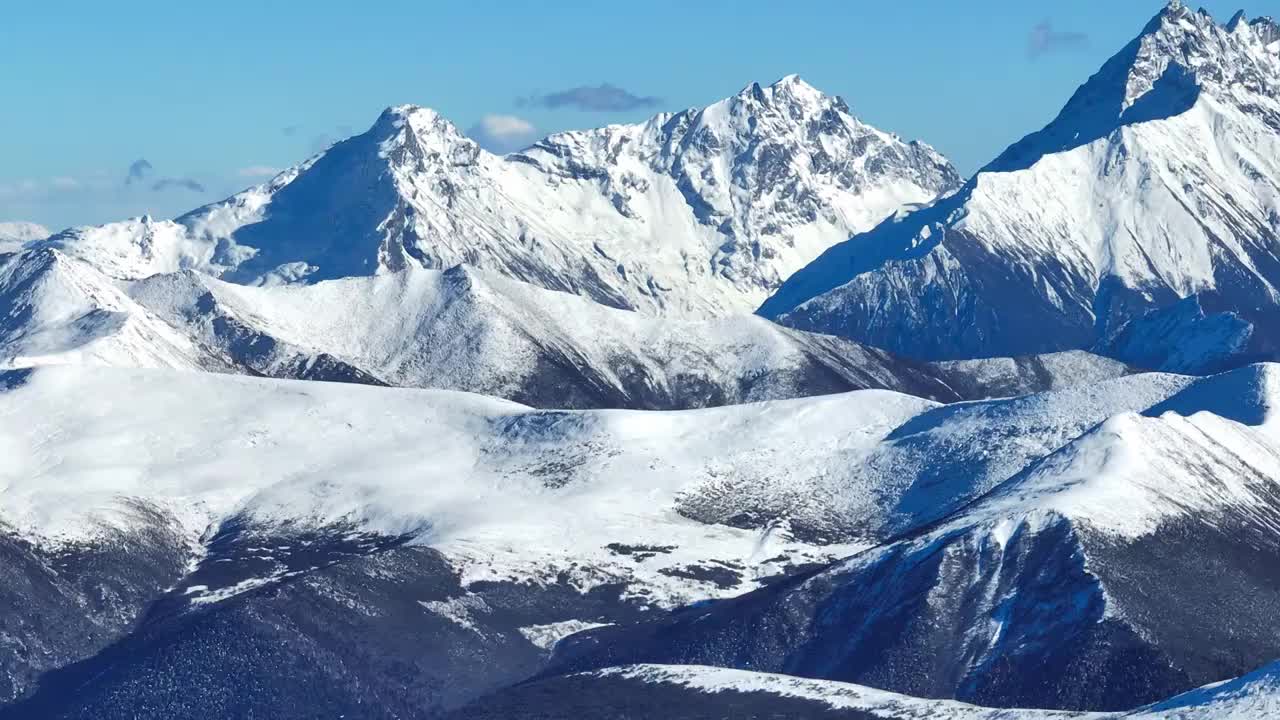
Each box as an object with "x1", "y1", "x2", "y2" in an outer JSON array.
[
  {"x1": 0, "y1": 362, "x2": 1262, "y2": 717},
  {"x1": 40, "y1": 76, "x2": 958, "y2": 318},
  {"x1": 762, "y1": 4, "x2": 1280, "y2": 373}
]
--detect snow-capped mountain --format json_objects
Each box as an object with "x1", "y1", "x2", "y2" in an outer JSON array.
[
  {"x1": 548, "y1": 364, "x2": 1280, "y2": 711},
  {"x1": 124, "y1": 262, "x2": 962, "y2": 407},
  {"x1": 0, "y1": 244, "x2": 977, "y2": 408},
  {"x1": 41, "y1": 76, "x2": 958, "y2": 317},
  {"x1": 0, "y1": 222, "x2": 49, "y2": 252},
  {"x1": 762, "y1": 4, "x2": 1280, "y2": 371},
  {"x1": 0, "y1": 361, "x2": 1257, "y2": 717}
]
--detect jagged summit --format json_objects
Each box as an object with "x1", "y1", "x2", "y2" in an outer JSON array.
[
  {"x1": 986, "y1": 3, "x2": 1280, "y2": 173},
  {"x1": 34, "y1": 79, "x2": 958, "y2": 317}
]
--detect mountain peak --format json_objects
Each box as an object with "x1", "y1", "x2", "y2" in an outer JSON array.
[
  {"x1": 371, "y1": 104, "x2": 480, "y2": 167},
  {"x1": 728, "y1": 74, "x2": 827, "y2": 110},
  {"x1": 985, "y1": 3, "x2": 1278, "y2": 173},
  {"x1": 769, "y1": 73, "x2": 814, "y2": 91}
]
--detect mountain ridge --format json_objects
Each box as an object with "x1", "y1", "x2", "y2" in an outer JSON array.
[{"x1": 39, "y1": 76, "x2": 959, "y2": 318}]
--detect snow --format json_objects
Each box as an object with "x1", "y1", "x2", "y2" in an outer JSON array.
[
  {"x1": 0, "y1": 249, "x2": 221, "y2": 372},
  {"x1": 0, "y1": 366, "x2": 927, "y2": 606},
  {"x1": 592, "y1": 665, "x2": 1094, "y2": 718},
  {"x1": 1137, "y1": 659, "x2": 1280, "y2": 718},
  {"x1": 120, "y1": 262, "x2": 955, "y2": 405},
  {"x1": 419, "y1": 595, "x2": 493, "y2": 637},
  {"x1": 585, "y1": 661, "x2": 1280, "y2": 718},
  {"x1": 0, "y1": 361, "x2": 1243, "y2": 608},
  {"x1": 969, "y1": 365, "x2": 1280, "y2": 539},
  {"x1": 935, "y1": 351, "x2": 1133, "y2": 397},
  {"x1": 519, "y1": 620, "x2": 613, "y2": 651},
  {"x1": 0, "y1": 241, "x2": 967, "y2": 409}
]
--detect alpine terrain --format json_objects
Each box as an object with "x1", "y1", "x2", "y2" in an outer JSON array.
[{"x1": 3, "y1": 3, "x2": 1280, "y2": 720}]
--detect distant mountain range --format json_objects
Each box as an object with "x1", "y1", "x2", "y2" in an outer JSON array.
[
  {"x1": 30, "y1": 75, "x2": 958, "y2": 317},
  {"x1": 0, "y1": 221, "x2": 48, "y2": 252},
  {"x1": 3, "y1": 3, "x2": 1280, "y2": 719}
]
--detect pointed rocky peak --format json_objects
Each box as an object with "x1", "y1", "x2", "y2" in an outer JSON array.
[
  {"x1": 762, "y1": 73, "x2": 824, "y2": 101},
  {"x1": 720, "y1": 73, "x2": 838, "y2": 120},
  {"x1": 370, "y1": 104, "x2": 481, "y2": 169},
  {"x1": 1125, "y1": 3, "x2": 1279, "y2": 104}
]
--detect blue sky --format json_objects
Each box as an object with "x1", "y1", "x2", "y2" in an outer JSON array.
[{"x1": 2, "y1": 0, "x2": 1274, "y2": 230}]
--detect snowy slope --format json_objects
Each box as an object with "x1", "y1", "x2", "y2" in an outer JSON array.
[
  {"x1": 0, "y1": 222, "x2": 49, "y2": 253},
  {"x1": 0, "y1": 248, "x2": 226, "y2": 371},
  {"x1": 763, "y1": 5, "x2": 1280, "y2": 370},
  {"x1": 549, "y1": 365, "x2": 1280, "y2": 711},
  {"x1": 0, "y1": 363, "x2": 1272, "y2": 716},
  {"x1": 6, "y1": 238, "x2": 1106, "y2": 411},
  {"x1": 123, "y1": 262, "x2": 960, "y2": 408},
  {"x1": 932, "y1": 351, "x2": 1135, "y2": 399},
  {"x1": 454, "y1": 664, "x2": 1095, "y2": 719},
  {"x1": 1136, "y1": 658, "x2": 1280, "y2": 718},
  {"x1": 0, "y1": 365, "x2": 940, "y2": 607},
  {"x1": 0, "y1": 364, "x2": 1207, "y2": 605},
  {"x1": 42, "y1": 77, "x2": 958, "y2": 317},
  {"x1": 614, "y1": 661, "x2": 1280, "y2": 718},
  {"x1": 456, "y1": 660, "x2": 1280, "y2": 719}
]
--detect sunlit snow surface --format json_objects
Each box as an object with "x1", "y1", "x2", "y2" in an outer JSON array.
[{"x1": 3, "y1": 362, "x2": 1274, "y2": 613}]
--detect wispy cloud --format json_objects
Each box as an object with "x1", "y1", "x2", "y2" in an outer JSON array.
[
  {"x1": 466, "y1": 114, "x2": 538, "y2": 153},
  {"x1": 519, "y1": 83, "x2": 662, "y2": 112},
  {"x1": 151, "y1": 177, "x2": 206, "y2": 193},
  {"x1": 1028, "y1": 21, "x2": 1088, "y2": 59},
  {"x1": 282, "y1": 125, "x2": 301, "y2": 137},
  {"x1": 125, "y1": 158, "x2": 153, "y2": 185},
  {"x1": 238, "y1": 165, "x2": 281, "y2": 178}
]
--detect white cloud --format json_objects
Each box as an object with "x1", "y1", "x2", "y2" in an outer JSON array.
[
  {"x1": 50, "y1": 177, "x2": 80, "y2": 190},
  {"x1": 238, "y1": 165, "x2": 281, "y2": 178},
  {"x1": 466, "y1": 114, "x2": 538, "y2": 154}
]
